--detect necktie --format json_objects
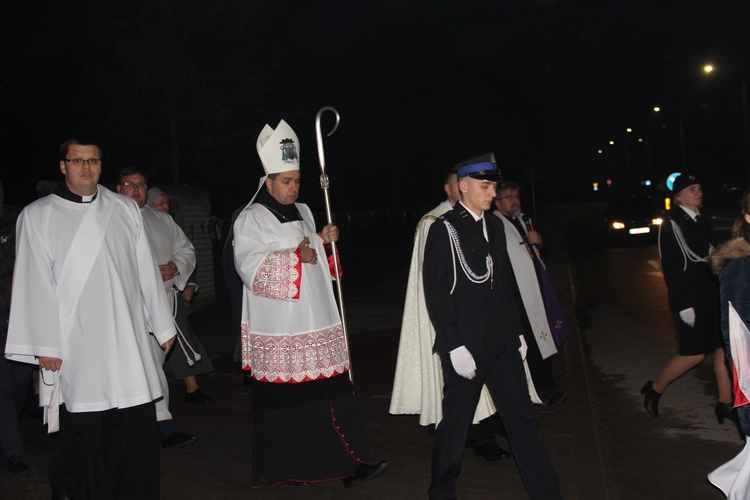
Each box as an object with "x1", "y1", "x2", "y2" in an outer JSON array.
[{"x1": 477, "y1": 218, "x2": 487, "y2": 242}]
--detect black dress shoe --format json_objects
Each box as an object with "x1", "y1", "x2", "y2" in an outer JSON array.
[
  {"x1": 641, "y1": 381, "x2": 661, "y2": 418},
  {"x1": 342, "y1": 460, "x2": 389, "y2": 488},
  {"x1": 7, "y1": 455, "x2": 29, "y2": 475},
  {"x1": 715, "y1": 402, "x2": 739, "y2": 424},
  {"x1": 184, "y1": 389, "x2": 212, "y2": 405},
  {"x1": 474, "y1": 441, "x2": 511, "y2": 461},
  {"x1": 161, "y1": 431, "x2": 197, "y2": 448}
]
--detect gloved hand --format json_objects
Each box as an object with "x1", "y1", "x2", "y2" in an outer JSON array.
[
  {"x1": 679, "y1": 307, "x2": 696, "y2": 327},
  {"x1": 518, "y1": 335, "x2": 528, "y2": 360},
  {"x1": 449, "y1": 345, "x2": 477, "y2": 380}
]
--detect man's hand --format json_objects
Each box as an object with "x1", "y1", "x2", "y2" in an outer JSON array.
[
  {"x1": 449, "y1": 346, "x2": 477, "y2": 380},
  {"x1": 159, "y1": 261, "x2": 179, "y2": 281},
  {"x1": 38, "y1": 356, "x2": 63, "y2": 372},
  {"x1": 161, "y1": 336, "x2": 176, "y2": 355},
  {"x1": 321, "y1": 223, "x2": 339, "y2": 244},
  {"x1": 298, "y1": 237, "x2": 318, "y2": 265},
  {"x1": 182, "y1": 284, "x2": 196, "y2": 304},
  {"x1": 679, "y1": 307, "x2": 696, "y2": 327},
  {"x1": 526, "y1": 230, "x2": 543, "y2": 247}
]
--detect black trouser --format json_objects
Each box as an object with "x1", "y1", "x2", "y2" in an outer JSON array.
[
  {"x1": 429, "y1": 350, "x2": 561, "y2": 500},
  {"x1": 0, "y1": 320, "x2": 33, "y2": 459},
  {"x1": 50, "y1": 401, "x2": 159, "y2": 499}
]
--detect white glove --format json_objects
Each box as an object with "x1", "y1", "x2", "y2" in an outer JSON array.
[
  {"x1": 449, "y1": 345, "x2": 477, "y2": 380},
  {"x1": 679, "y1": 307, "x2": 696, "y2": 327},
  {"x1": 518, "y1": 335, "x2": 528, "y2": 360}
]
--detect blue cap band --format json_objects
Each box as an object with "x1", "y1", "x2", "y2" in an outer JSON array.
[{"x1": 456, "y1": 161, "x2": 497, "y2": 178}]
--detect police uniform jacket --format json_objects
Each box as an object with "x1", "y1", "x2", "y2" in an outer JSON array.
[
  {"x1": 659, "y1": 206, "x2": 719, "y2": 314},
  {"x1": 422, "y1": 203, "x2": 522, "y2": 357}
]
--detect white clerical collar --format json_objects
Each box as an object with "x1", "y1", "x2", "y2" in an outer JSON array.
[
  {"x1": 81, "y1": 191, "x2": 97, "y2": 203},
  {"x1": 679, "y1": 205, "x2": 700, "y2": 221},
  {"x1": 459, "y1": 200, "x2": 484, "y2": 222}
]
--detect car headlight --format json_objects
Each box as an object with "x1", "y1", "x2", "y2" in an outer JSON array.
[
  {"x1": 612, "y1": 221, "x2": 626, "y2": 230},
  {"x1": 651, "y1": 217, "x2": 663, "y2": 226}
]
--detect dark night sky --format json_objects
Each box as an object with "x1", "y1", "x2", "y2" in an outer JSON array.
[{"x1": 2, "y1": 0, "x2": 749, "y2": 215}]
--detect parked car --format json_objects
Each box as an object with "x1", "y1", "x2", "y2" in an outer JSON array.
[{"x1": 602, "y1": 196, "x2": 664, "y2": 243}]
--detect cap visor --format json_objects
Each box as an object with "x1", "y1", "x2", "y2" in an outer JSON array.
[{"x1": 467, "y1": 171, "x2": 502, "y2": 181}]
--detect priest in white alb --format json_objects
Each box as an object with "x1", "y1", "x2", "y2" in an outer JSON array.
[
  {"x1": 117, "y1": 166, "x2": 205, "y2": 449},
  {"x1": 5, "y1": 139, "x2": 176, "y2": 500}
]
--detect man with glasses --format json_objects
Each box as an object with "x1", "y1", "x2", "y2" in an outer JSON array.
[
  {"x1": 493, "y1": 181, "x2": 568, "y2": 407},
  {"x1": 5, "y1": 139, "x2": 176, "y2": 499},
  {"x1": 117, "y1": 167, "x2": 204, "y2": 449}
]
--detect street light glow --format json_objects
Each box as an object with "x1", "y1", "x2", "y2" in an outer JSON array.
[
  {"x1": 653, "y1": 106, "x2": 661, "y2": 112},
  {"x1": 609, "y1": 140, "x2": 615, "y2": 145},
  {"x1": 704, "y1": 64, "x2": 714, "y2": 74},
  {"x1": 626, "y1": 128, "x2": 633, "y2": 133}
]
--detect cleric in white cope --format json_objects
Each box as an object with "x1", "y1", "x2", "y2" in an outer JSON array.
[{"x1": 5, "y1": 139, "x2": 175, "y2": 499}]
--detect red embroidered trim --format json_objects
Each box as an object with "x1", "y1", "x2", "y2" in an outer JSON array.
[
  {"x1": 240, "y1": 323, "x2": 350, "y2": 382},
  {"x1": 252, "y1": 249, "x2": 301, "y2": 300}
]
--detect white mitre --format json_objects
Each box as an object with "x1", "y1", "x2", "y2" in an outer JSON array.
[
  {"x1": 247, "y1": 119, "x2": 300, "y2": 205},
  {"x1": 257, "y1": 119, "x2": 300, "y2": 175}
]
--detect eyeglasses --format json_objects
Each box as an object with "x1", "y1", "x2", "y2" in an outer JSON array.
[
  {"x1": 121, "y1": 182, "x2": 147, "y2": 188},
  {"x1": 497, "y1": 194, "x2": 520, "y2": 201},
  {"x1": 64, "y1": 158, "x2": 101, "y2": 167}
]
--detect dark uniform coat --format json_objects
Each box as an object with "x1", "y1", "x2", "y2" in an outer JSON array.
[
  {"x1": 659, "y1": 205, "x2": 722, "y2": 354},
  {"x1": 423, "y1": 204, "x2": 521, "y2": 356},
  {"x1": 422, "y1": 202, "x2": 561, "y2": 500},
  {"x1": 659, "y1": 206, "x2": 719, "y2": 314}
]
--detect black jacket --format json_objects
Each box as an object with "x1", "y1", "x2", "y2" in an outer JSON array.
[
  {"x1": 423, "y1": 204, "x2": 522, "y2": 356},
  {"x1": 658, "y1": 207, "x2": 719, "y2": 314}
]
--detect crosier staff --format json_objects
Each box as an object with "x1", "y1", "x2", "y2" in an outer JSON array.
[{"x1": 315, "y1": 106, "x2": 351, "y2": 381}]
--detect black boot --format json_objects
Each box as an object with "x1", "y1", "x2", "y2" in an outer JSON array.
[
  {"x1": 715, "y1": 402, "x2": 738, "y2": 424},
  {"x1": 641, "y1": 381, "x2": 661, "y2": 418}
]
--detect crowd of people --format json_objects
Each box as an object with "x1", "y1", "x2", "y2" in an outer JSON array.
[{"x1": 2, "y1": 123, "x2": 750, "y2": 499}]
